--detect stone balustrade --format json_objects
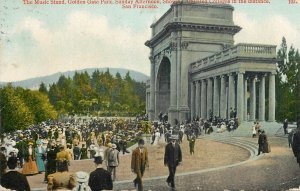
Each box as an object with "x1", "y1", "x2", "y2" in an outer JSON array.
[{"x1": 191, "y1": 43, "x2": 276, "y2": 72}]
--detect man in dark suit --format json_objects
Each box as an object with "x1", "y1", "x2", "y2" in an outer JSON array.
[
  {"x1": 257, "y1": 130, "x2": 264, "y2": 156},
  {"x1": 292, "y1": 117, "x2": 300, "y2": 167},
  {"x1": 45, "y1": 143, "x2": 57, "y2": 182},
  {"x1": 89, "y1": 156, "x2": 113, "y2": 191},
  {"x1": 283, "y1": 119, "x2": 288, "y2": 135},
  {"x1": 1, "y1": 155, "x2": 31, "y2": 191},
  {"x1": 164, "y1": 134, "x2": 182, "y2": 190},
  {"x1": 73, "y1": 144, "x2": 81, "y2": 160}
]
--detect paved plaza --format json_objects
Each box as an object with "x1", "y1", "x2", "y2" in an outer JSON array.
[{"x1": 26, "y1": 127, "x2": 300, "y2": 191}]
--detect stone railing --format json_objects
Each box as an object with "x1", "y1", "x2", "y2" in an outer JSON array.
[{"x1": 190, "y1": 43, "x2": 276, "y2": 72}]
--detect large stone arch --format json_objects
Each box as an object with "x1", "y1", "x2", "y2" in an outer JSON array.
[
  {"x1": 155, "y1": 57, "x2": 171, "y2": 115},
  {"x1": 146, "y1": 3, "x2": 243, "y2": 124}
]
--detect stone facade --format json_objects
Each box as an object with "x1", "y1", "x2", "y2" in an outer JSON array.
[{"x1": 145, "y1": 2, "x2": 277, "y2": 124}]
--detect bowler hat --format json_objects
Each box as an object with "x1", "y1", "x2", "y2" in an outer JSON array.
[
  {"x1": 94, "y1": 156, "x2": 103, "y2": 164},
  {"x1": 138, "y1": 139, "x2": 145, "y2": 145}
]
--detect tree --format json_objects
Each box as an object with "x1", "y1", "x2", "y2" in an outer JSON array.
[
  {"x1": 39, "y1": 82, "x2": 48, "y2": 94},
  {"x1": 44, "y1": 69, "x2": 146, "y2": 117},
  {"x1": 19, "y1": 90, "x2": 58, "y2": 123},
  {"x1": 277, "y1": 37, "x2": 288, "y2": 79},
  {"x1": 276, "y1": 37, "x2": 300, "y2": 121},
  {"x1": 0, "y1": 85, "x2": 34, "y2": 132}
]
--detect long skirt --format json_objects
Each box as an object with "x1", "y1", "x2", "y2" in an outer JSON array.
[
  {"x1": 22, "y1": 156, "x2": 38, "y2": 175},
  {"x1": 36, "y1": 154, "x2": 45, "y2": 172}
]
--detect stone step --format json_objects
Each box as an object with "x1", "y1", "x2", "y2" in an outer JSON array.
[
  {"x1": 210, "y1": 122, "x2": 283, "y2": 137},
  {"x1": 202, "y1": 136, "x2": 259, "y2": 157}
]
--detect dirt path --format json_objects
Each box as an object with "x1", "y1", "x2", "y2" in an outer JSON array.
[{"x1": 27, "y1": 138, "x2": 250, "y2": 189}]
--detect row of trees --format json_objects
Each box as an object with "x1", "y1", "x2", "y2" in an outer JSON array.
[
  {"x1": 41, "y1": 70, "x2": 146, "y2": 117},
  {"x1": 276, "y1": 37, "x2": 300, "y2": 121},
  {"x1": 0, "y1": 85, "x2": 58, "y2": 132}
]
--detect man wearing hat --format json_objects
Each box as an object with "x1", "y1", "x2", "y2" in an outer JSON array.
[
  {"x1": 257, "y1": 129, "x2": 264, "y2": 156},
  {"x1": 131, "y1": 139, "x2": 149, "y2": 191},
  {"x1": 104, "y1": 143, "x2": 112, "y2": 170},
  {"x1": 88, "y1": 156, "x2": 113, "y2": 191},
  {"x1": 164, "y1": 134, "x2": 182, "y2": 190},
  {"x1": 44, "y1": 142, "x2": 57, "y2": 182},
  {"x1": 292, "y1": 115, "x2": 300, "y2": 167},
  {"x1": 80, "y1": 144, "x2": 88, "y2": 160},
  {"x1": 1, "y1": 154, "x2": 30, "y2": 191},
  {"x1": 107, "y1": 144, "x2": 119, "y2": 181},
  {"x1": 73, "y1": 144, "x2": 81, "y2": 160}
]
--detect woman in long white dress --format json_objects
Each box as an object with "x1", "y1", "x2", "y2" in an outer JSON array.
[{"x1": 153, "y1": 130, "x2": 161, "y2": 145}]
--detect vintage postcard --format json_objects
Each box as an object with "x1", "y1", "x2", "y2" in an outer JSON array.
[{"x1": 0, "y1": 0, "x2": 300, "y2": 191}]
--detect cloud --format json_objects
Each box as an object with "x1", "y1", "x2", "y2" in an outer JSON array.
[
  {"x1": 233, "y1": 11, "x2": 300, "y2": 49},
  {"x1": 2, "y1": 9, "x2": 300, "y2": 82},
  {"x1": 0, "y1": 11, "x2": 151, "y2": 82}
]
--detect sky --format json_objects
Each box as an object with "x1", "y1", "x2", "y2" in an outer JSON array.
[{"x1": 0, "y1": 0, "x2": 299, "y2": 82}]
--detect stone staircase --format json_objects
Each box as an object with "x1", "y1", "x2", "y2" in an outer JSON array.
[
  {"x1": 211, "y1": 121, "x2": 283, "y2": 138},
  {"x1": 203, "y1": 135, "x2": 259, "y2": 157}
]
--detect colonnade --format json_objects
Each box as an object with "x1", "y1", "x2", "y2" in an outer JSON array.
[{"x1": 190, "y1": 72, "x2": 276, "y2": 122}]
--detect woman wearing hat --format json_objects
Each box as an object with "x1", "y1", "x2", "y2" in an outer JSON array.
[
  {"x1": 35, "y1": 139, "x2": 46, "y2": 173},
  {"x1": 72, "y1": 171, "x2": 91, "y2": 191},
  {"x1": 22, "y1": 142, "x2": 38, "y2": 175}
]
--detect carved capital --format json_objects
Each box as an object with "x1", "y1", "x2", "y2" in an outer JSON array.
[
  {"x1": 180, "y1": 42, "x2": 189, "y2": 50},
  {"x1": 149, "y1": 56, "x2": 155, "y2": 63},
  {"x1": 169, "y1": 42, "x2": 177, "y2": 51}
]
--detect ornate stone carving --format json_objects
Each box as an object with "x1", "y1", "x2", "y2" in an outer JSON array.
[
  {"x1": 180, "y1": 42, "x2": 189, "y2": 50},
  {"x1": 149, "y1": 56, "x2": 154, "y2": 63},
  {"x1": 169, "y1": 41, "x2": 177, "y2": 51}
]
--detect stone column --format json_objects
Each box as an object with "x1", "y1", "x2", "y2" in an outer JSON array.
[
  {"x1": 146, "y1": 91, "x2": 148, "y2": 112},
  {"x1": 207, "y1": 78, "x2": 213, "y2": 118},
  {"x1": 228, "y1": 73, "x2": 235, "y2": 117},
  {"x1": 201, "y1": 79, "x2": 207, "y2": 119},
  {"x1": 268, "y1": 73, "x2": 276, "y2": 122},
  {"x1": 195, "y1": 81, "x2": 200, "y2": 118},
  {"x1": 259, "y1": 75, "x2": 266, "y2": 121},
  {"x1": 250, "y1": 78, "x2": 256, "y2": 121},
  {"x1": 149, "y1": 56, "x2": 155, "y2": 120},
  {"x1": 244, "y1": 78, "x2": 248, "y2": 121},
  {"x1": 155, "y1": 90, "x2": 159, "y2": 118},
  {"x1": 220, "y1": 75, "x2": 226, "y2": 119},
  {"x1": 168, "y1": 50, "x2": 178, "y2": 125},
  {"x1": 237, "y1": 72, "x2": 244, "y2": 121},
  {"x1": 190, "y1": 82, "x2": 195, "y2": 120},
  {"x1": 213, "y1": 76, "x2": 220, "y2": 117}
]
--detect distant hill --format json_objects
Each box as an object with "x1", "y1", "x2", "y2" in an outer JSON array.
[{"x1": 0, "y1": 68, "x2": 149, "y2": 90}]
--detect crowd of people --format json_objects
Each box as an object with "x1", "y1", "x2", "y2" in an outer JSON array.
[
  {"x1": 0, "y1": 117, "x2": 145, "y2": 164},
  {"x1": 0, "y1": 117, "x2": 149, "y2": 190},
  {"x1": 0, "y1": 112, "x2": 279, "y2": 191}
]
